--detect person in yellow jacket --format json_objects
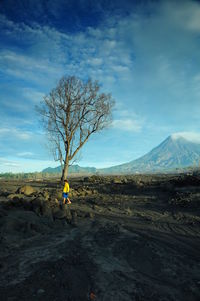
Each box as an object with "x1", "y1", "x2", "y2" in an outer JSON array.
[{"x1": 62, "y1": 179, "x2": 71, "y2": 205}]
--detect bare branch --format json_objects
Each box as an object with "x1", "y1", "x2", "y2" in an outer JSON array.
[{"x1": 36, "y1": 75, "x2": 114, "y2": 181}]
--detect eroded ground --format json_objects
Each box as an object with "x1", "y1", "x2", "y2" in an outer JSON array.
[{"x1": 0, "y1": 174, "x2": 200, "y2": 301}]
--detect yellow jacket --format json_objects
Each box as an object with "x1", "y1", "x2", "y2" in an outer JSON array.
[{"x1": 63, "y1": 182, "x2": 69, "y2": 193}]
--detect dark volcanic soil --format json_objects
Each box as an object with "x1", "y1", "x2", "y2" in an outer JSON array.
[{"x1": 0, "y1": 174, "x2": 200, "y2": 301}]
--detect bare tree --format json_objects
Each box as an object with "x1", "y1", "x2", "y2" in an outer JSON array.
[{"x1": 37, "y1": 76, "x2": 114, "y2": 181}]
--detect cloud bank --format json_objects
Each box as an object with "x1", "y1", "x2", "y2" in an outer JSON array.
[{"x1": 171, "y1": 132, "x2": 200, "y2": 144}]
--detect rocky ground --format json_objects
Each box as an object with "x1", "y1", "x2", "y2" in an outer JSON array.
[{"x1": 0, "y1": 173, "x2": 200, "y2": 301}]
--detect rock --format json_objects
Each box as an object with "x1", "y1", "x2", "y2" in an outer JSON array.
[
  {"x1": 112, "y1": 178, "x2": 122, "y2": 184},
  {"x1": 85, "y1": 212, "x2": 95, "y2": 219},
  {"x1": 136, "y1": 181, "x2": 144, "y2": 188},
  {"x1": 0, "y1": 189, "x2": 9, "y2": 197},
  {"x1": 42, "y1": 190, "x2": 50, "y2": 200},
  {"x1": 57, "y1": 205, "x2": 73, "y2": 223},
  {"x1": 6, "y1": 194, "x2": 32, "y2": 210},
  {"x1": 20, "y1": 198, "x2": 33, "y2": 210},
  {"x1": 37, "y1": 289, "x2": 45, "y2": 295},
  {"x1": 7, "y1": 193, "x2": 25, "y2": 201},
  {"x1": 53, "y1": 191, "x2": 63, "y2": 200},
  {"x1": 65, "y1": 207, "x2": 73, "y2": 223},
  {"x1": 124, "y1": 208, "x2": 132, "y2": 216},
  {"x1": 31, "y1": 197, "x2": 45, "y2": 215},
  {"x1": 41, "y1": 203, "x2": 53, "y2": 219},
  {"x1": 123, "y1": 178, "x2": 128, "y2": 184},
  {"x1": 53, "y1": 209, "x2": 66, "y2": 219},
  {"x1": 70, "y1": 188, "x2": 79, "y2": 197},
  {"x1": 54, "y1": 198, "x2": 59, "y2": 206},
  {"x1": 17, "y1": 185, "x2": 35, "y2": 196},
  {"x1": 92, "y1": 205, "x2": 103, "y2": 212}
]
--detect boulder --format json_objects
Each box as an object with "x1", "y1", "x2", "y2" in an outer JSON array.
[
  {"x1": 112, "y1": 178, "x2": 123, "y2": 184},
  {"x1": 31, "y1": 197, "x2": 45, "y2": 215},
  {"x1": 41, "y1": 203, "x2": 53, "y2": 219},
  {"x1": 124, "y1": 207, "x2": 132, "y2": 216},
  {"x1": 6, "y1": 194, "x2": 32, "y2": 211},
  {"x1": 70, "y1": 188, "x2": 78, "y2": 197},
  {"x1": 17, "y1": 198, "x2": 33, "y2": 210},
  {"x1": 54, "y1": 198, "x2": 59, "y2": 206},
  {"x1": 7, "y1": 193, "x2": 25, "y2": 201},
  {"x1": 42, "y1": 190, "x2": 50, "y2": 200},
  {"x1": 64, "y1": 206, "x2": 73, "y2": 223},
  {"x1": 54, "y1": 191, "x2": 63, "y2": 200},
  {"x1": 85, "y1": 212, "x2": 95, "y2": 219},
  {"x1": 52, "y1": 206, "x2": 73, "y2": 223},
  {"x1": 53, "y1": 208, "x2": 66, "y2": 219},
  {"x1": 37, "y1": 289, "x2": 45, "y2": 295},
  {"x1": 0, "y1": 189, "x2": 9, "y2": 197},
  {"x1": 17, "y1": 185, "x2": 35, "y2": 196},
  {"x1": 47, "y1": 197, "x2": 59, "y2": 207}
]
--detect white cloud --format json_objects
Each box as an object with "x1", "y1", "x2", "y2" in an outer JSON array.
[
  {"x1": 171, "y1": 132, "x2": 200, "y2": 143},
  {"x1": 112, "y1": 118, "x2": 142, "y2": 132},
  {"x1": 22, "y1": 88, "x2": 44, "y2": 103},
  {"x1": 0, "y1": 128, "x2": 10, "y2": 134},
  {"x1": 87, "y1": 58, "x2": 103, "y2": 66},
  {"x1": 111, "y1": 65, "x2": 129, "y2": 73},
  {"x1": 17, "y1": 152, "x2": 34, "y2": 157},
  {"x1": 0, "y1": 50, "x2": 64, "y2": 82},
  {"x1": 112, "y1": 105, "x2": 145, "y2": 132},
  {"x1": 1, "y1": 1, "x2": 199, "y2": 93},
  {"x1": 0, "y1": 157, "x2": 21, "y2": 170},
  {"x1": 0, "y1": 13, "x2": 134, "y2": 86},
  {"x1": 3, "y1": 162, "x2": 21, "y2": 167},
  {"x1": 0, "y1": 127, "x2": 31, "y2": 140},
  {"x1": 164, "y1": 1, "x2": 200, "y2": 32}
]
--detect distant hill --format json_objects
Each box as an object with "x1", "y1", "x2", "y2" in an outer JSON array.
[
  {"x1": 42, "y1": 164, "x2": 97, "y2": 174},
  {"x1": 43, "y1": 135, "x2": 200, "y2": 174},
  {"x1": 100, "y1": 135, "x2": 200, "y2": 174}
]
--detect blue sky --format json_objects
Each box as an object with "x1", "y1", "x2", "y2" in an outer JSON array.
[{"x1": 0, "y1": 0, "x2": 200, "y2": 172}]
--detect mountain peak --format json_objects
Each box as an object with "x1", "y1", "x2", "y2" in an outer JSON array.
[{"x1": 101, "y1": 133, "x2": 200, "y2": 173}]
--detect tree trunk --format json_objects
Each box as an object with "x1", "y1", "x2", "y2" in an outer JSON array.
[
  {"x1": 61, "y1": 161, "x2": 69, "y2": 183},
  {"x1": 61, "y1": 143, "x2": 69, "y2": 183}
]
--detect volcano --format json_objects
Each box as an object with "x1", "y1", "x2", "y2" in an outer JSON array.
[{"x1": 101, "y1": 135, "x2": 200, "y2": 173}]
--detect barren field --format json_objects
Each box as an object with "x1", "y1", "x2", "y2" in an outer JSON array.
[{"x1": 0, "y1": 174, "x2": 200, "y2": 301}]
